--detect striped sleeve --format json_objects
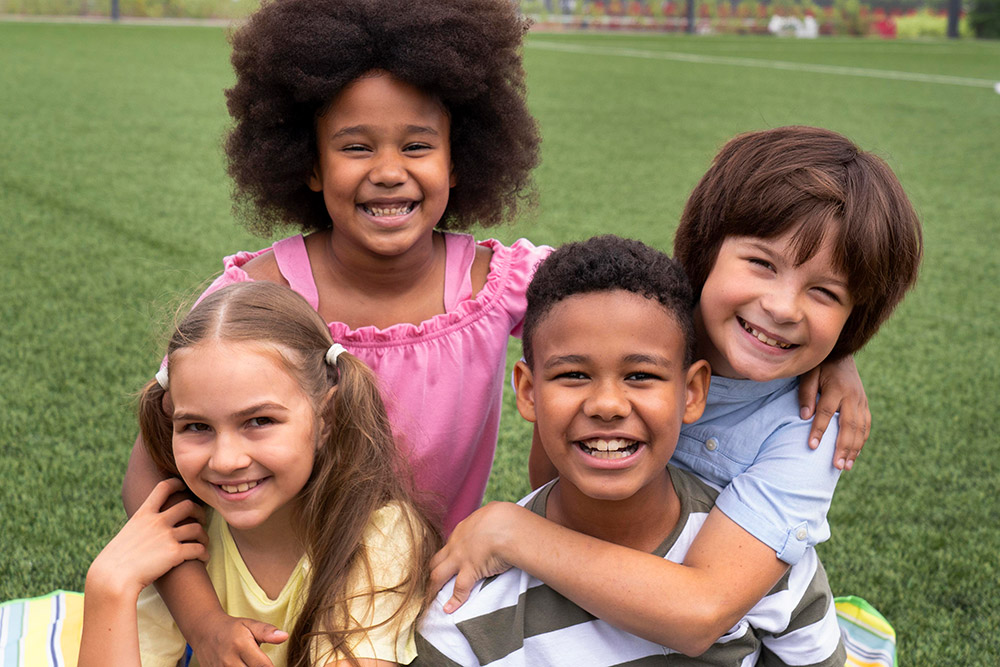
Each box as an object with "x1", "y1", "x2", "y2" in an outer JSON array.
[{"x1": 750, "y1": 552, "x2": 845, "y2": 667}]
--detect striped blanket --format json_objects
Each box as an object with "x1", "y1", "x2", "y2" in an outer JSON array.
[
  {"x1": 1, "y1": 591, "x2": 894, "y2": 666},
  {"x1": 0, "y1": 591, "x2": 82, "y2": 667}
]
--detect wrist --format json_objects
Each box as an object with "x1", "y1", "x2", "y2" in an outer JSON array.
[
  {"x1": 490, "y1": 502, "x2": 538, "y2": 568},
  {"x1": 84, "y1": 563, "x2": 143, "y2": 607}
]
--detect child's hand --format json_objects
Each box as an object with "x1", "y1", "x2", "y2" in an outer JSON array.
[
  {"x1": 798, "y1": 355, "x2": 871, "y2": 471},
  {"x1": 88, "y1": 478, "x2": 208, "y2": 600},
  {"x1": 429, "y1": 502, "x2": 525, "y2": 613},
  {"x1": 186, "y1": 613, "x2": 288, "y2": 667}
]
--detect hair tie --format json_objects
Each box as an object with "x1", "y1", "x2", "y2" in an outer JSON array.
[
  {"x1": 326, "y1": 343, "x2": 347, "y2": 366},
  {"x1": 155, "y1": 366, "x2": 169, "y2": 391}
]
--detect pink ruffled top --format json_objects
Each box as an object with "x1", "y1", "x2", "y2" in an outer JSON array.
[{"x1": 197, "y1": 233, "x2": 551, "y2": 534}]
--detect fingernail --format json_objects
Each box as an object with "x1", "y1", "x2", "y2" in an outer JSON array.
[
  {"x1": 443, "y1": 602, "x2": 455, "y2": 614},
  {"x1": 836, "y1": 458, "x2": 846, "y2": 469},
  {"x1": 846, "y1": 460, "x2": 853, "y2": 470},
  {"x1": 801, "y1": 407, "x2": 811, "y2": 419},
  {"x1": 809, "y1": 437, "x2": 820, "y2": 449}
]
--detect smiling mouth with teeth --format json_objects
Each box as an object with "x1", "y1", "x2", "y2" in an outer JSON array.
[
  {"x1": 218, "y1": 480, "x2": 261, "y2": 494},
  {"x1": 362, "y1": 202, "x2": 415, "y2": 217},
  {"x1": 578, "y1": 438, "x2": 640, "y2": 460},
  {"x1": 738, "y1": 317, "x2": 794, "y2": 350}
]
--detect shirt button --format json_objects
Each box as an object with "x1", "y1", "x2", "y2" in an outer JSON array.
[
  {"x1": 796, "y1": 528, "x2": 808, "y2": 540},
  {"x1": 705, "y1": 437, "x2": 718, "y2": 452}
]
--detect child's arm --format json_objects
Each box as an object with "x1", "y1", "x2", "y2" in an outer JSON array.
[
  {"x1": 430, "y1": 501, "x2": 787, "y2": 656},
  {"x1": 798, "y1": 355, "x2": 871, "y2": 470},
  {"x1": 80, "y1": 478, "x2": 208, "y2": 667},
  {"x1": 123, "y1": 437, "x2": 288, "y2": 666}
]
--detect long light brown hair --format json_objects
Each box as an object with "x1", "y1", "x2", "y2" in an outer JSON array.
[{"x1": 138, "y1": 281, "x2": 439, "y2": 666}]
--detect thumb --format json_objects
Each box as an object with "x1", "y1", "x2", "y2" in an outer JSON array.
[
  {"x1": 442, "y1": 573, "x2": 477, "y2": 615},
  {"x1": 242, "y1": 619, "x2": 289, "y2": 645}
]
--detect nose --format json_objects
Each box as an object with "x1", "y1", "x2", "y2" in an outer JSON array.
[
  {"x1": 209, "y1": 432, "x2": 252, "y2": 475},
  {"x1": 760, "y1": 283, "x2": 803, "y2": 324},
  {"x1": 368, "y1": 150, "x2": 407, "y2": 188},
  {"x1": 583, "y1": 380, "x2": 632, "y2": 422}
]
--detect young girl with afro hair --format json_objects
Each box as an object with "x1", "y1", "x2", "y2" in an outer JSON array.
[{"x1": 122, "y1": 0, "x2": 546, "y2": 663}]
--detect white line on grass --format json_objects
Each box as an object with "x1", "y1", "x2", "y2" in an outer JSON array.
[{"x1": 527, "y1": 39, "x2": 997, "y2": 89}]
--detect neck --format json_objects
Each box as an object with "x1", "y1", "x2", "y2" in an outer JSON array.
[
  {"x1": 226, "y1": 503, "x2": 305, "y2": 599},
  {"x1": 546, "y1": 472, "x2": 681, "y2": 553},
  {"x1": 321, "y1": 228, "x2": 442, "y2": 293}
]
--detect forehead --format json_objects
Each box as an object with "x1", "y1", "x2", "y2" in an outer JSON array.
[
  {"x1": 169, "y1": 341, "x2": 304, "y2": 399},
  {"x1": 533, "y1": 291, "x2": 686, "y2": 362},
  {"x1": 319, "y1": 71, "x2": 450, "y2": 133}
]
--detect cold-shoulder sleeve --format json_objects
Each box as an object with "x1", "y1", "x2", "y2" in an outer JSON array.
[
  {"x1": 311, "y1": 504, "x2": 426, "y2": 665},
  {"x1": 190, "y1": 246, "x2": 271, "y2": 306},
  {"x1": 479, "y1": 237, "x2": 552, "y2": 338}
]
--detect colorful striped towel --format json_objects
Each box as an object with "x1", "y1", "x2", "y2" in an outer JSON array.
[
  {"x1": 836, "y1": 595, "x2": 897, "y2": 667},
  {"x1": 1, "y1": 590, "x2": 896, "y2": 667},
  {"x1": 0, "y1": 591, "x2": 83, "y2": 667}
]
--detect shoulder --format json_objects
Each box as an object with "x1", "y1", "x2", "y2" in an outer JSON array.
[
  {"x1": 361, "y1": 503, "x2": 428, "y2": 573},
  {"x1": 241, "y1": 249, "x2": 288, "y2": 286},
  {"x1": 469, "y1": 243, "x2": 494, "y2": 297}
]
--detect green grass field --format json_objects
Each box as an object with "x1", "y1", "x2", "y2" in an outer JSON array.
[{"x1": 1, "y1": 20, "x2": 998, "y2": 662}]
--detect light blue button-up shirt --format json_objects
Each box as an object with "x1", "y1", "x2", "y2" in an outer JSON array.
[{"x1": 671, "y1": 375, "x2": 842, "y2": 565}]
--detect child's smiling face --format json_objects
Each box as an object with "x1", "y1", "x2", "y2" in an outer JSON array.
[
  {"x1": 695, "y1": 228, "x2": 854, "y2": 382},
  {"x1": 515, "y1": 290, "x2": 709, "y2": 504},
  {"x1": 168, "y1": 340, "x2": 319, "y2": 541},
  {"x1": 309, "y1": 71, "x2": 455, "y2": 260}
]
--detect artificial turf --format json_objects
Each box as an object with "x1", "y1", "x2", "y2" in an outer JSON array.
[{"x1": 1, "y1": 21, "x2": 998, "y2": 662}]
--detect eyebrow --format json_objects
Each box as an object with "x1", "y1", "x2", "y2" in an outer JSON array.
[
  {"x1": 172, "y1": 402, "x2": 288, "y2": 422},
  {"x1": 745, "y1": 240, "x2": 849, "y2": 287},
  {"x1": 542, "y1": 354, "x2": 587, "y2": 370},
  {"x1": 330, "y1": 124, "x2": 441, "y2": 140},
  {"x1": 623, "y1": 353, "x2": 675, "y2": 368},
  {"x1": 542, "y1": 353, "x2": 676, "y2": 369}
]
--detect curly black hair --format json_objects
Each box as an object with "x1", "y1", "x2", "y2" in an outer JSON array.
[
  {"x1": 522, "y1": 235, "x2": 697, "y2": 368},
  {"x1": 224, "y1": 0, "x2": 540, "y2": 236}
]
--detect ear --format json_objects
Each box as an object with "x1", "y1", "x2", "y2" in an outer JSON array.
[
  {"x1": 449, "y1": 162, "x2": 457, "y2": 189},
  {"x1": 513, "y1": 359, "x2": 538, "y2": 424},
  {"x1": 682, "y1": 360, "x2": 711, "y2": 425},
  {"x1": 307, "y1": 163, "x2": 323, "y2": 193}
]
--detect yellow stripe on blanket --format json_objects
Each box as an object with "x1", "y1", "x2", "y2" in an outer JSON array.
[
  {"x1": 0, "y1": 590, "x2": 83, "y2": 667},
  {"x1": 836, "y1": 596, "x2": 896, "y2": 640}
]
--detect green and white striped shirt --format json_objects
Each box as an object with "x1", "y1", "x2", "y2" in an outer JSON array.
[{"x1": 415, "y1": 467, "x2": 845, "y2": 666}]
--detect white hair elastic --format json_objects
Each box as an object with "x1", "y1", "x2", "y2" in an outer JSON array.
[
  {"x1": 326, "y1": 343, "x2": 347, "y2": 366},
  {"x1": 155, "y1": 366, "x2": 170, "y2": 391}
]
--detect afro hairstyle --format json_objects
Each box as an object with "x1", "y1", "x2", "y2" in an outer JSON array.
[{"x1": 225, "y1": 0, "x2": 540, "y2": 236}]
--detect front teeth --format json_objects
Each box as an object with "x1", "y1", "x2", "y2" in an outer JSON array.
[
  {"x1": 220, "y1": 480, "x2": 260, "y2": 494},
  {"x1": 580, "y1": 439, "x2": 639, "y2": 460},
  {"x1": 363, "y1": 203, "x2": 414, "y2": 217},
  {"x1": 740, "y1": 319, "x2": 792, "y2": 349}
]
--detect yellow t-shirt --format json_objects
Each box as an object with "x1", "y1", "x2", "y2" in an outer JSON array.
[{"x1": 137, "y1": 504, "x2": 420, "y2": 666}]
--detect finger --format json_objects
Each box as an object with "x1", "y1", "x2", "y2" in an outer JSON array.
[
  {"x1": 428, "y1": 545, "x2": 449, "y2": 572},
  {"x1": 162, "y1": 498, "x2": 206, "y2": 526},
  {"x1": 428, "y1": 556, "x2": 459, "y2": 597},
  {"x1": 797, "y1": 367, "x2": 821, "y2": 420},
  {"x1": 173, "y1": 521, "x2": 209, "y2": 546},
  {"x1": 178, "y1": 541, "x2": 209, "y2": 564},
  {"x1": 144, "y1": 478, "x2": 187, "y2": 511},
  {"x1": 807, "y1": 410, "x2": 833, "y2": 452},
  {"x1": 241, "y1": 619, "x2": 289, "y2": 646},
  {"x1": 442, "y1": 572, "x2": 475, "y2": 614},
  {"x1": 237, "y1": 645, "x2": 277, "y2": 667}
]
